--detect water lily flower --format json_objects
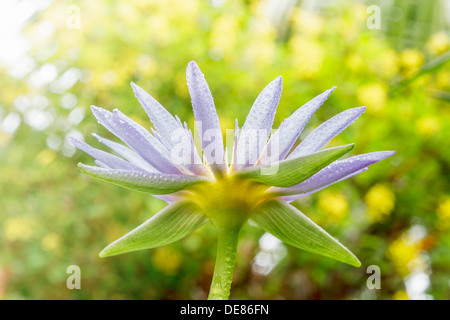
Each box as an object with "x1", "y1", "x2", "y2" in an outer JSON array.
[{"x1": 71, "y1": 61, "x2": 395, "y2": 300}]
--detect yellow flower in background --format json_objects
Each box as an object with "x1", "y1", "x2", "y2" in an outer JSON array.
[
  {"x1": 0, "y1": 131, "x2": 12, "y2": 145},
  {"x1": 365, "y1": 183, "x2": 395, "y2": 223},
  {"x1": 249, "y1": 0, "x2": 268, "y2": 19},
  {"x1": 346, "y1": 54, "x2": 364, "y2": 71},
  {"x1": 41, "y1": 233, "x2": 62, "y2": 252},
  {"x1": 115, "y1": 56, "x2": 137, "y2": 84},
  {"x1": 415, "y1": 116, "x2": 441, "y2": 138},
  {"x1": 372, "y1": 50, "x2": 400, "y2": 79},
  {"x1": 436, "y1": 197, "x2": 450, "y2": 230},
  {"x1": 101, "y1": 70, "x2": 118, "y2": 87},
  {"x1": 387, "y1": 234, "x2": 422, "y2": 277},
  {"x1": 105, "y1": 222, "x2": 126, "y2": 244},
  {"x1": 135, "y1": 54, "x2": 158, "y2": 79},
  {"x1": 4, "y1": 217, "x2": 34, "y2": 241},
  {"x1": 350, "y1": 4, "x2": 368, "y2": 25},
  {"x1": 90, "y1": 71, "x2": 112, "y2": 93},
  {"x1": 357, "y1": 83, "x2": 387, "y2": 115},
  {"x1": 290, "y1": 8, "x2": 324, "y2": 37},
  {"x1": 133, "y1": 0, "x2": 154, "y2": 10},
  {"x1": 37, "y1": 149, "x2": 57, "y2": 166},
  {"x1": 289, "y1": 36, "x2": 324, "y2": 78},
  {"x1": 436, "y1": 71, "x2": 450, "y2": 90},
  {"x1": 318, "y1": 190, "x2": 349, "y2": 222},
  {"x1": 426, "y1": 32, "x2": 450, "y2": 55},
  {"x1": 117, "y1": 3, "x2": 138, "y2": 23},
  {"x1": 244, "y1": 19, "x2": 277, "y2": 68},
  {"x1": 245, "y1": 41, "x2": 276, "y2": 68},
  {"x1": 166, "y1": 0, "x2": 199, "y2": 20},
  {"x1": 152, "y1": 247, "x2": 182, "y2": 275},
  {"x1": 393, "y1": 290, "x2": 410, "y2": 300},
  {"x1": 210, "y1": 15, "x2": 239, "y2": 59},
  {"x1": 145, "y1": 13, "x2": 170, "y2": 44},
  {"x1": 400, "y1": 49, "x2": 424, "y2": 76},
  {"x1": 338, "y1": 4, "x2": 366, "y2": 42},
  {"x1": 174, "y1": 71, "x2": 189, "y2": 98}
]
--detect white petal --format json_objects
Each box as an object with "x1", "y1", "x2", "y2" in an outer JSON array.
[
  {"x1": 186, "y1": 61, "x2": 224, "y2": 170},
  {"x1": 259, "y1": 87, "x2": 335, "y2": 165},
  {"x1": 92, "y1": 133, "x2": 158, "y2": 173},
  {"x1": 235, "y1": 76, "x2": 282, "y2": 167},
  {"x1": 131, "y1": 82, "x2": 183, "y2": 150},
  {"x1": 71, "y1": 137, "x2": 143, "y2": 171}
]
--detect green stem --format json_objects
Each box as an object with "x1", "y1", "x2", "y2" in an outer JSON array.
[{"x1": 207, "y1": 226, "x2": 240, "y2": 300}]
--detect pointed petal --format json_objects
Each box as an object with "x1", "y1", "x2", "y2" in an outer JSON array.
[
  {"x1": 90, "y1": 105, "x2": 180, "y2": 174},
  {"x1": 280, "y1": 168, "x2": 368, "y2": 203},
  {"x1": 78, "y1": 164, "x2": 209, "y2": 194},
  {"x1": 90, "y1": 105, "x2": 122, "y2": 137},
  {"x1": 99, "y1": 200, "x2": 207, "y2": 257},
  {"x1": 112, "y1": 109, "x2": 166, "y2": 155},
  {"x1": 111, "y1": 110, "x2": 181, "y2": 174},
  {"x1": 95, "y1": 160, "x2": 110, "y2": 168},
  {"x1": 131, "y1": 82, "x2": 184, "y2": 150},
  {"x1": 288, "y1": 106, "x2": 366, "y2": 159},
  {"x1": 272, "y1": 151, "x2": 396, "y2": 198},
  {"x1": 186, "y1": 61, "x2": 224, "y2": 170},
  {"x1": 250, "y1": 199, "x2": 361, "y2": 267},
  {"x1": 259, "y1": 87, "x2": 335, "y2": 165},
  {"x1": 235, "y1": 76, "x2": 283, "y2": 167},
  {"x1": 92, "y1": 133, "x2": 158, "y2": 173},
  {"x1": 235, "y1": 144, "x2": 354, "y2": 187},
  {"x1": 70, "y1": 137, "x2": 144, "y2": 171}
]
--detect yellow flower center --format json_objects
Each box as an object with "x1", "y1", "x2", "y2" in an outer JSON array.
[{"x1": 185, "y1": 173, "x2": 271, "y2": 228}]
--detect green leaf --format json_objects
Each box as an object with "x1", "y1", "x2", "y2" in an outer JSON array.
[
  {"x1": 250, "y1": 199, "x2": 361, "y2": 267},
  {"x1": 78, "y1": 164, "x2": 209, "y2": 195},
  {"x1": 235, "y1": 144, "x2": 354, "y2": 187},
  {"x1": 99, "y1": 200, "x2": 208, "y2": 257}
]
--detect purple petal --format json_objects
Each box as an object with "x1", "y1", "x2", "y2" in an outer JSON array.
[
  {"x1": 186, "y1": 61, "x2": 224, "y2": 169},
  {"x1": 78, "y1": 164, "x2": 209, "y2": 195},
  {"x1": 91, "y1": 105, "x2": 169, "y2": 162},
  {"x1": 281, "y1": 168, "x2": 368, "y2": 202},
  {"x1": 70, "y1": 137, "x2": 144, "y2": 171},
  {"x1": 131, "y1": 82, "x2": 184, "y2": 150},
  {"x1": 235, "y1": 76, "x2": 283, "y2": 167},
  {"x1": 272, "y1": 151, "x2": 395, "y2": 200},
  {"x1": 91, "y1": 105, "x2": 204, "y2": 175},
  {"x1": 110, "y1": 110, "x2": 181, "y2": 174},
  {"x1": 288, "y1": 106, "x2": 366, "y2": 159},
  {"x1": 92, "y1": 133, "x2": 158, "y2": 173},
  {"x1": 259, "y1": 87, "x2": 335, "y2": 165},
  {"x1": 90, "y1": 105, "x2": 120, "y2": 136},
  {"x1": 95, "y1": 160, "x2": 110, "y2": 168}
]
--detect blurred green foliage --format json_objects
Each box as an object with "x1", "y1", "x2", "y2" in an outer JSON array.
[{"x1": 0, "y1": 0, "x2": 449, "y2": 300}]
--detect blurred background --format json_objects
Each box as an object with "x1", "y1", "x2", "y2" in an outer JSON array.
[{"x1": 0, "y1": 0, "x2": 449, "y2": 300}]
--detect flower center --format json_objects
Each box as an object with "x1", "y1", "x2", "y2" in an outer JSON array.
[{"x1": 185, "y1": 173, "x2": 271, "y2": 228}]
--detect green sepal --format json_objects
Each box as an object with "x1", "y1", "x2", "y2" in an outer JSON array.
[
  {"x1": 100, "y1": 200, "x2": 207, "y2": 257},
  {"x1": 235, "y1": 144, "x2": 354, "y2": 187},
  {"x1": 250, "y1": 199, "x2": 361, "y2": 267}
]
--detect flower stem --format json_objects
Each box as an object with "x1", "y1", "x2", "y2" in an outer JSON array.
[{"x1": 208, "y1": 225, "x2": 240, "y2": 300}]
